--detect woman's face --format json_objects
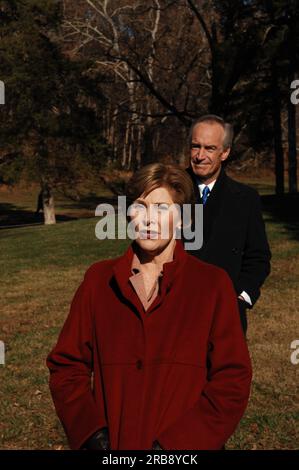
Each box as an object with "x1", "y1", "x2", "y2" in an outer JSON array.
[{"x1": 128, "y1": 186, "x2": 181, "y2": 255}]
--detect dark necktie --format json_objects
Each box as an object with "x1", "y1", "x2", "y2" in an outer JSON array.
[{"x1": 202, "y1": 185, "x2": 210, "y2": 205}]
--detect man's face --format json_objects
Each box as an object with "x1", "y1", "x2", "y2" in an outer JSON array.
[{"x1": 190, "y1": 122, "x2": 230, "y2": 182}]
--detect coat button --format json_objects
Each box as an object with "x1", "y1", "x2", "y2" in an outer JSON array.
[{"x1": 136, "y1": 359, "x2": 143, "y2": 370}]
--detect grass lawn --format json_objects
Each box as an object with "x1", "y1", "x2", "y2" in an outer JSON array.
[{"x1": 0, "y1": 174, "x2": 298, "y2": 449}]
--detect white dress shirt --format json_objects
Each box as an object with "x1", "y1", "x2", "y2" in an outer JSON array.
[
  {"x1": 198, "y1": 179, "x2": 216, "y2": 198},
  {"x1": 196, "y1": 177, "x2": 252, "y2": 306}
]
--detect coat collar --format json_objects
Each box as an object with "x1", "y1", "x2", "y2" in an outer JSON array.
[
  {"x1": 185, "y1": 164, "x2": 242, "y2": 201},
  {"x1": 130, "y1": 240, "x2": 174, "y2": 275},
  {"x1": 112, "y1": 239, "x2": 187, "y2": 317},
  {"x1": 186, "y1": 164, "x2": 227, "y2": 202}
]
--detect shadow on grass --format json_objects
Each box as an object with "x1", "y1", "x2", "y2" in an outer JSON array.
[
  {"x1": 0, "y1": 193, "x2": 119, "y2": 229},
  {"x1": 0, "y1": 203, "x2": 78, "y2": 229},
  {"x1": 261, "y1": 193, "x2": 299, "y2": 241}
]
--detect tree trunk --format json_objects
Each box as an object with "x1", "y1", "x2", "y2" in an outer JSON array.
[
  {"x1": 271, "y1": 60, "x2": 284, "y2": 195},
  {"x1": 287, "y1": 16, "x2": 297, "y2": 194},
  {"x1": 288, "y1": 87, "x2": 298, "y2": 193},
  {"x1": 122, "y1": 119, "x2": 131, "y2": 168},
  {"x1": 135, "y1": 123, "x2": 143, "y2": 170},
  {"x1": 42, "y1": 184, "x2": 56, "y2": 225},
  {"x1": 111, "y1": 107, "x2": 118, "y2": 161},
  {"x1": 142, "y1": 98, "x2": 155, "y2": 165}
]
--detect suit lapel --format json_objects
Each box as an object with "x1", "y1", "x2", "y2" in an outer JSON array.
[
  {"x1": 186, "y1": 165, "x2": 227, "y2": 244},
  {"x1": 201, "y1": 167, "x2": 227, "y2": 243}
]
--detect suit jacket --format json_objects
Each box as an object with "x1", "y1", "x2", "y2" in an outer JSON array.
[
  {"x1": 46, "y1": 239, "x2": 252, "y2": 450},
  {"x1": 184, "y1": 165, "x2": 271, "y2": 308}
]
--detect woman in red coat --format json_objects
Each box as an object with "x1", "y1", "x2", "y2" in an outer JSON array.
[{"x1": 46, "y1": 163, "x2": 252, "y2": 450}]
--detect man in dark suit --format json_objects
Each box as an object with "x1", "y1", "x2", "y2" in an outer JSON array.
[{"x1": 184, "y1": 115, "x2": 271, "y2": 334}]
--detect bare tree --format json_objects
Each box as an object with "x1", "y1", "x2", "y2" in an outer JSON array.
[{"x1": 61, "y1": 0, "x2": 209, "y2": 167}]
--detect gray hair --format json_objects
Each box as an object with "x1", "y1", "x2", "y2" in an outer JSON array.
[{"x1": 188, "y1": 114, "x2": 234, "y2": 150}]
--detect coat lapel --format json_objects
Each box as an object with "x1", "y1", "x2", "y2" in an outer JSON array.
[
  {"x1": 185, "y1": 165, "x2": 244, "y2": 256},
  {"x1": 110, "y1": 242, "x2": 145, "y2": 317},
  {"x1": 186, "y1": 165, "x2": 227, "y2": 244},
  {"x1": 201, "y1": 166, "x2": 227, "y2": 243}
]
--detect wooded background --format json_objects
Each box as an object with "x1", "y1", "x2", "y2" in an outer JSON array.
[
  {"x1": 0, "y1": 0, "x2": 298, "y2": 224},
  {"x1": 0, "y1": 1, "x2": 298, "y2": 451}
]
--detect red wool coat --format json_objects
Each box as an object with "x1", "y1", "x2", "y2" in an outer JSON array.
[{"x1": 46, "y1": 239, "x2": 252, "y2": 450}]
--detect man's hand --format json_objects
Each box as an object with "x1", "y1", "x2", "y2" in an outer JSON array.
[{"x1": 84, "y1": 427, "x2": 110, "y2": 450}]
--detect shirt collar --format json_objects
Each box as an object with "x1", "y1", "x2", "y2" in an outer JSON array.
[{"x1": 196, "y1": 178, "x2": 217, "y2": 197}]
